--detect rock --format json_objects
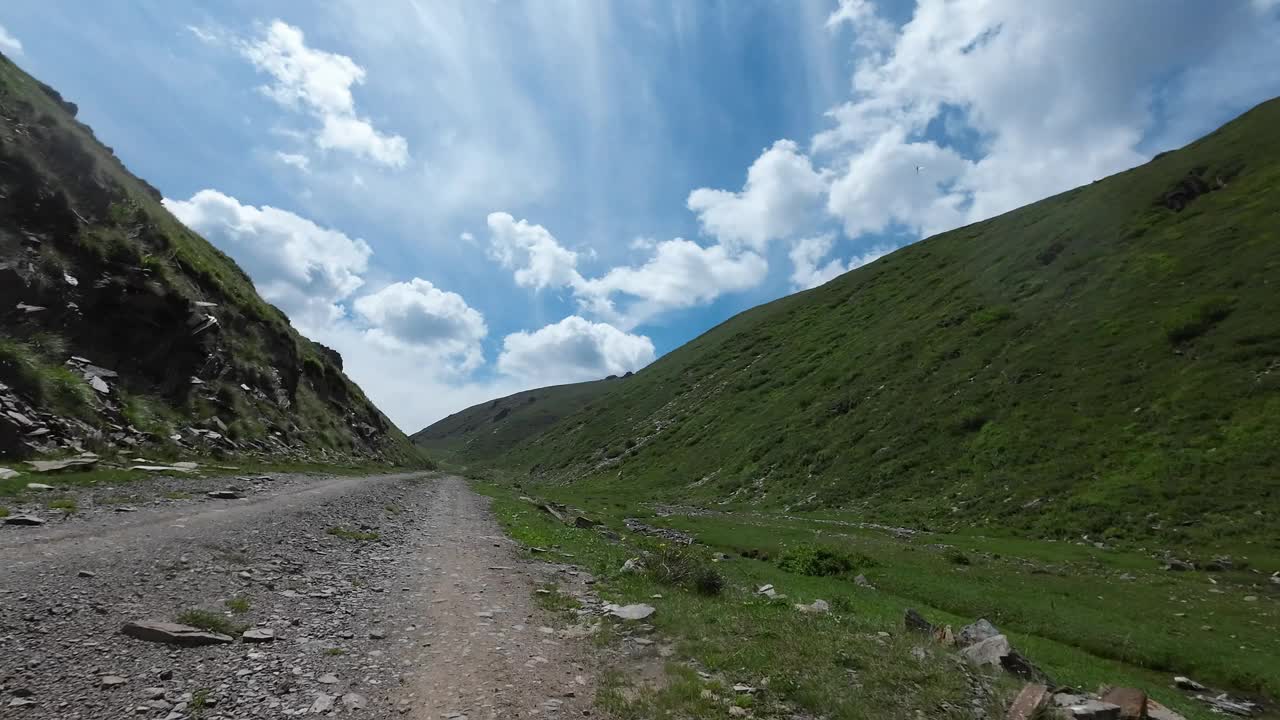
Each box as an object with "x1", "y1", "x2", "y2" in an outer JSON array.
[
  {"x1": 25, "y1": 482, "x2": 54, "y2": 491},
  {"x1": 573, "y1": 516, "x2": 599, "y2": 528},
  {"x1": 369, "y1": 629, "x2": 386, "y2": 640},
  {"x1": 1173, "y1": 677, "x2": 1204, "y2": 692},
  {"x1": 608, "y1": 604, "x2": 656, "y2": 621},
  {"x1": 100, "y1": 675, "x2": 128, "y2": 687},
  {"x1": 1197, "y1": 693, "x2": 1258, "y2": 716},
  {"x1": 309, "y1": 694, "x2": 335, "y2": 714},
  {"x1": 8, "y1": 698, "x2": 36, "y2": 708},
  {"x1": 854, "y1": 574, "x2": 875, "y2": 589},
  {"x1": 206, "y1": 490, "x2": 243, "y2": 500},
  {"x1": 958, "y1": 618, "x2": 1002, "y2": 647},
  {"x1": 1005, "y1": 684, "x2": 1050, "y2": 720},
  {"x1": 1061, "y1": 700, "x2": 1122, "y2": 720},
  {"x1": 317, "y1": 674, "x2": 339, "y2": 685},
  {"x1": 26, "y1": 453, "x2": 98, "y2": 473},
  {"x1": 0, "y1": 467, "x2": 20, "y2": 480},
  {"x1": 1163, "y1": 559, "x2": 1194, "y2": 572},
  {"x1": 342, "y1": 693, "x2": 369, "y2": 710},
  {"x1": 1145, "y1": 699, "x2": 1187, "y2": 720},
  {"x1": 88, "y1": 376, "x2": 110, "y2": 394},
  {"x1": 120, "y1": 621, "x2": 234, "y2": 646},
  {"x1": 141, "y1": 688, "x2": 166, "y2": 700},
  {"x1": 3, "y1": 515, "x2": 45, "y2": 526},
  {"x1": 794, "y1": 599, "x2": 830, "y2": 614},
  {"x1": 961, "y1": 634, "x2": 1012, "y2": 668},
  {"x1": 904, "y1": 608, "x2": 934, "y2": 633},
  {"x1": 1100, "y1": 688, "x2": 1147, "y2": 719},
  {"x1": 242, "y1": 628, "x2": 275, "y2": 643},
  {"x1": 728, "y1": 707, "x2": 748, "y2": 717},
  {"x1": 621, "y1": 558, "x2": 644, "y2": 574},
  {"x1": 539, "y1": 504, "x2": 566, "y2": 523},
  {"x1": 130, "y1": 465, "x2": 198, "y2": 474},
  {"x1": 78, "y1": 570, "x2": 96, "y2": 578}
]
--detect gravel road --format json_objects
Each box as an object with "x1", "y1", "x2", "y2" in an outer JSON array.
[{"x1": 0, "y1": 473, "x2": 601, "y2": 719}]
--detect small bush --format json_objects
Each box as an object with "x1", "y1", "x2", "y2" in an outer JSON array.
[
  {"x1": 643, "y1": 545, "x2": 726, "y2": 596},
  {"x1": 0, "y1": 506, "x2": 9, "y2": 518},
  {"x1": 177, "y1": 609, "x2": 245, "y2": 636},
  {"x1": 777, "y1": 543, "x2": 874, "y2": 577},
  {"x1": 225, "y1": 595, "x2": 251, "y2": 614},
  {"x1": 47, "y1": 497, "x2": 77, "y2": 514},
  {"x1": 327, "y1": 526, "x2": 379, "y2": 541},
  {"x1": 947, "y1": 550, "x2": 972, "y2": 566}
]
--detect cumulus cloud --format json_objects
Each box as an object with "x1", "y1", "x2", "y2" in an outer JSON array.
[
  {"x1": 498, "y1": 316, "x2": 654, "y2": 385},
  {"x1": 815, "y1": 0, "x2": 1280, "y2": 236},
  {"x1": 353, "y1": 279, "x2": 487, "y2": 372},
  {"x1": 687, "y1": 140, "x2": 829, "y2": 251},
  {"x1": 485, "y1": 213, "x2": 768, "y2": 330},
  {"x1": 164, "y1": 189, "x2": 371, "y2": 332},
  {"x1": 240, "y1": 20, "x2": 408, "y2": 167},
  {"x1": 576, "y1": 239, "x2": 768, "y2": 330},
  {"x1": 0, "y1": 24, "x2": 22, "y2": 55},
  {"x1": 788, "y1": 235, "x2": 895, "y2": 291},
  {"x1": 486, "y1": 212, "x2": 583, "y2": 290}
]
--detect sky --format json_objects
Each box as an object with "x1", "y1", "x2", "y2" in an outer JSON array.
[{"x1": 3, "y1": 1, "x2": 1279, "y2": 432}]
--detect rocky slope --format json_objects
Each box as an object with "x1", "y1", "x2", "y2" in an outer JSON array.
[
  {"x1": 0, "y1": 54, "x2": 420, "y2": 466},
  {"x1": 416, "y1": 98, "x2": 1280, "y2": 548}
]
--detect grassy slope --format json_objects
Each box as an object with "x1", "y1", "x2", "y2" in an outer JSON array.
[
  {"x1": 412, "y1": 378, "x2": 619, "y2": 462},
  {"x1": 0, "y1": 54, "x2": 422, "y2": 465},
  {"x1": 447, "y1": 98, "x2": 1280, "y2": 550}
]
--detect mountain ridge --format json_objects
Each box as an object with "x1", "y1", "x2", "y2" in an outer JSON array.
[{"x1": 415, "y1": 97, "x2": 1280, "y2": 548}]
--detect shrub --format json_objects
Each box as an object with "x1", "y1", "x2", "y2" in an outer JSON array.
[
  {"x1": 643, "y1": 545, "x2": 726, "y2": 596},
  {"x1": 947, "y1": 550, "x2": 972, "y2": 566},
  {"x1": 777, "y1": 543, "x2": 873, "y2": 577},
  {"x1": 176, "y1": 609, "x2": 245, "y2": 636},
  {"x1": 47, "y1": 498, "x2": 77, "y2": 514},
  {"x1": 225, "y1": 595, "x2": 251, "y2": 614}
]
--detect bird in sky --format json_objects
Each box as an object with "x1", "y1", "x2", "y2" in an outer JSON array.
[{"x1": 915, "y1": 164, "x2": 925, "y2": 174}]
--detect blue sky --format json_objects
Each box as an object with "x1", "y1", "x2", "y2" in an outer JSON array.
[{"x1": 3, "y1": 1, "x2": 1278, "y2": 431}]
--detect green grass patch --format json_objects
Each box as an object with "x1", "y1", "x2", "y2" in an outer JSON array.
[
  {"x1": 224, "y1": 595, "x2": 251, "y2": 614},
  {"x1": 776, "y1": 543, "x2": 873, "y2": 577},
  {"x1": 0, "y1": 506, "x2": 9, "y2": 517},
  {"x1": 326, "y1": 526, "x2": 379, "y2": 542},
  {"x1": 176, "y1": 609, "x2": 246, "y2": 637},
  {"x1": 46, "y1": 497, "x2": 77, "y2": 514}
]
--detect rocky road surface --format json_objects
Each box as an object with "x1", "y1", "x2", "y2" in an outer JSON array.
[{"x1": 0, "y1": 473, "x2": 601, "y2": 719}]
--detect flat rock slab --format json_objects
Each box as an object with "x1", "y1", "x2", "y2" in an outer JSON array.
[
  {"x1": 206, "y1": 490, "x2": 243, "y2": 499},
  {"x1": 0, "y1": 468, "x2": 21, "y2": 480},
  {"x1": 1005, "y1": 684, "x2": 1050, "y2": 720},
  {"x1": 130, "y1": 465, "x2": 199, "y2": 473},
  {"x1": 1100, "y1": 688, "x2": 1147, "y2": 719},
  {"x1": 242, "y1": 628, "x2": 275, "y2": 643},
  {"x1": 121, "y1": 621, "x2": 234, "y2": 647},
  {"x1": 608, "y1": 603, "x2": 656, "y2": 621},
  {"x1": 3, "y1": 515, "x2": 46, "y2": 526},
  {"x1": 26, "y1": 454, "x2": 98, "y2": 473}
]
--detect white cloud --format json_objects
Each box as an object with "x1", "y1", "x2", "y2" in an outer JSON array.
[
  {"x1": 353, "y1": 279, "x2": 486, "y2": 372},
  {"x1": 789, "y1": 235, "x2": 895, "y2": 290},
  {"x1": 241, "y1": 20, "x2": 408, "y2": 167},
  {"x1": 814, "y1": 0, "x2": 1280, "y2": 238},
  {"x1": 498, "y1": 316, "x2": 654, "y2": 385},
  {"x1": 486, "y1": 212, "x2": 583, "y2": 291},
  {"x1": 275, "y1": 151, "x2": 311, "y2": 171},
  {"x1": 0, "y1": 24, "x2": 22, "y2": 55},
  {"x1": 687, "y1": 139, "x2": 829, "y2": 251},
  {"x1": 577, "y1": 239, "x2": 768, "y2": 330},
  {"x1": 164, "y1": 189, "x2": 371, "y2": 332}
]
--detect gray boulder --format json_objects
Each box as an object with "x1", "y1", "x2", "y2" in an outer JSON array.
[{"x1": 121, "y1": 621, "x2": 234, "y2": 647}]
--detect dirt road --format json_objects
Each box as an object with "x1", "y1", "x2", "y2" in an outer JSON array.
[{"x1": 0, "y1": 473, "x2": 599, "y2": 719}]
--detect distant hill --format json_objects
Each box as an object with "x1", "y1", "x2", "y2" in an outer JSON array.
[
  {"x1": 412, "y1": 377, "x2": 622, "y2": 463},
  {"x1": 416, "y1": 98, "x2": 1280, "y2": 547},
  {"x1": 0, "y1": 53, "x2": 421, "y2": 466}
]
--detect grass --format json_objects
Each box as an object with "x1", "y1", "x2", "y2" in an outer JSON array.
[
  {"x1": 477, "y1": 481, "x2": 1275, "y2": 720},
  {"x1": 420, "y1": 98, "x2": 1280, "y2": 552},
  {"x1": 176, "y1": 608, "x2": 247, "y2": 637},
  {"x1": 326, "y1": 526, "x2": 380, "y2": 542},
  {"x1": 0, "y1": 506, "x2": 8, "y2": 517},
  {"x1": 46, "y1": 497, "x2": 77, "y2": 514},
  {"x1": 224, "y1": 595, "x2": 251, "y2": 614},
  {"x1": 324, "y1": 647, "x2": 346, "y2": 656}
]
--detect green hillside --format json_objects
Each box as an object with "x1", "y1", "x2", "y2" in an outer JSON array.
[
  {"x1": 0, "y1": 54, "x2": 421, "y2": 466},
  {"x1": 421, "y1": 98, "x2": 1280, "y2": 548},
  {"x1": 412, "y1": 377, "x2": 622, "y2": 462}
]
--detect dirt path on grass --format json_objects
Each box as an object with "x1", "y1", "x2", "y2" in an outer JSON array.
[{"x1": 0, "y1": 472, "x2": 603, "y2": 719}]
